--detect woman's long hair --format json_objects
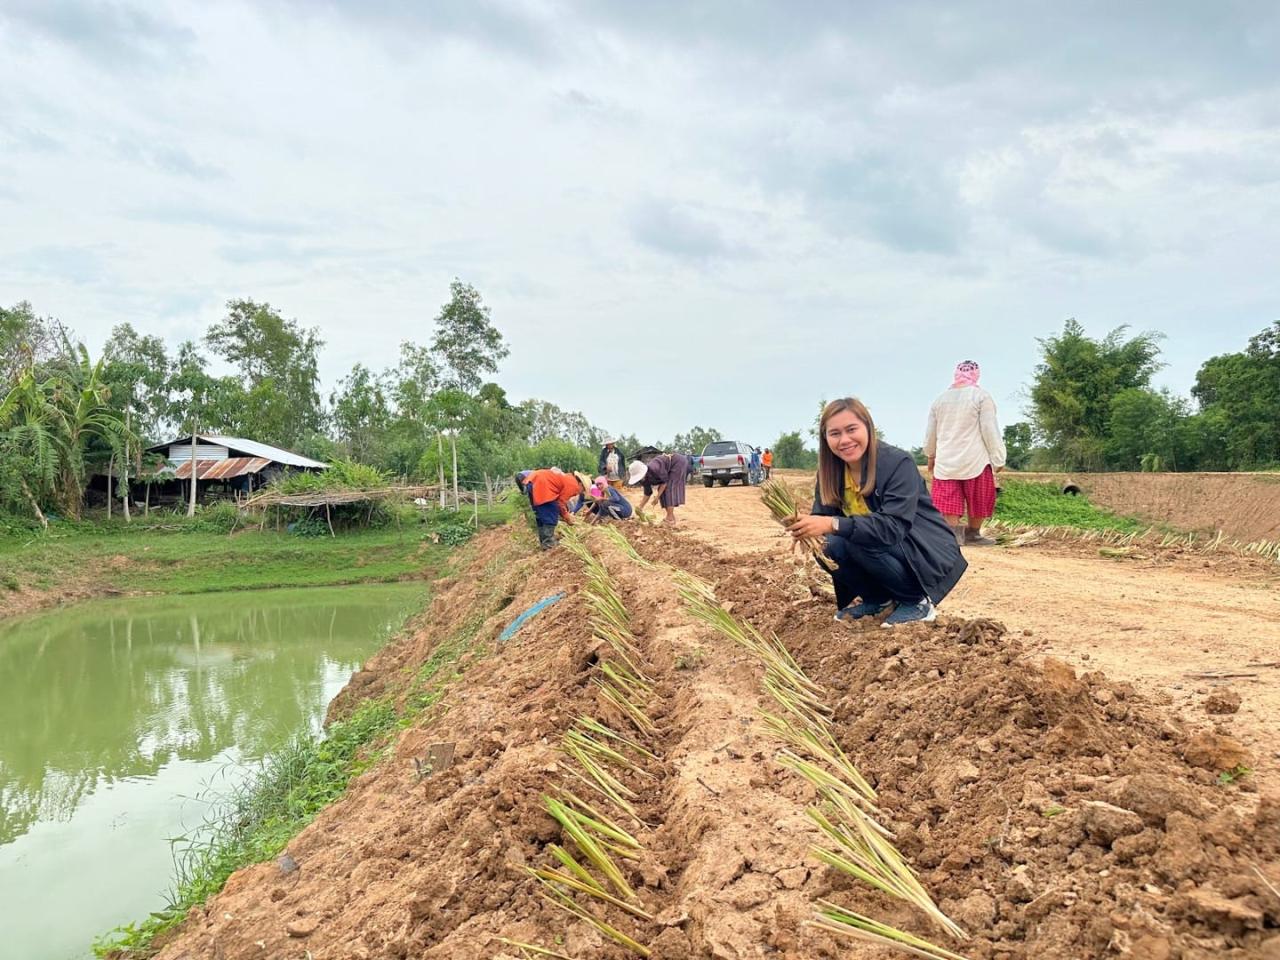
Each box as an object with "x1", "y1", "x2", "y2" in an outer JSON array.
[{"x1": 817, "y1": 397, "x2": 878, "y2": 507}]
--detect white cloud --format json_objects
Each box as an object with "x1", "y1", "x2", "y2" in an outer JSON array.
[{"x1": 0, "y1": 0, "x2": 1277, "y2": 447}]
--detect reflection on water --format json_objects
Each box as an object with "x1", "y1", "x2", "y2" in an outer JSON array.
[{"x1": 0, "y1": 583, "x2": 423, "y2": 960}]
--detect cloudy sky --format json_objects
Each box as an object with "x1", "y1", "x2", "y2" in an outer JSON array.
[{"x1": 2, "y1": 1, "x2": 1278, "y2": 448}]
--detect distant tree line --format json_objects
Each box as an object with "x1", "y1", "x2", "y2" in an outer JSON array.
[
  {"x1": 1011, "y1": 318, "x2": 1280, "y2": 471},
  {"x1": 0, "y1": 284, "x2": 765, "y2": 524},
  {"x1": 758, "y1": 318, "x2": 1279, "y2": 474}
]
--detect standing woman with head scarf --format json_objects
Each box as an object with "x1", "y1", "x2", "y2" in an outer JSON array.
[
  {"x1": 629, "y1": 451, "x2": 689, "y2": 525},
  {"x1": 787, "y1": 398, "x2": 966, "y2": 627},
  {"x1": 922, "y1": 360, "x2": 1007, "y2": 547}
]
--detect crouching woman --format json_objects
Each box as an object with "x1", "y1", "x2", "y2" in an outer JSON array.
[{"x1": 788, "y1": 398, "x2": 966, "y2": 627}]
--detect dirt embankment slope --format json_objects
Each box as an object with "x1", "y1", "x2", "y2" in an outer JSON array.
[
  {"x1": 683, "y1": 481, "x2": 1280, "y2": 795},
  {"x1": 1015, "y1": 472, "x2": 1280, "y2": 544},
  {"x1": 144, "y1": 518, "x2": 1279, "y2": 960}
]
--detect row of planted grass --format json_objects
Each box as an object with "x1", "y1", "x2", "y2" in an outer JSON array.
[
  {"x1": 95, "y1": 525, "x2": 528, "y2": 958},
  {"x1": 628, "y1": 492, "x2": 967, "y2": 960},
  {"x1": 506, "y1": 526, "x2": 663, "y2": 957}
]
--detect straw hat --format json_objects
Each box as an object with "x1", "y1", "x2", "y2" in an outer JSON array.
[{"x1": 627, "y1": 460, "x2": 648, "y2": 486}]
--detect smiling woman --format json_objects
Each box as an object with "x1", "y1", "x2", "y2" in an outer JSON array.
[{"x1": 789, "y1": 398, "x2": 967, "y2": 628}]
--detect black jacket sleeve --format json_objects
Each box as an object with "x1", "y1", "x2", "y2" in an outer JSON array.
[{"x1": 815, "y1": 455, "x2": 919, "y2": 549}]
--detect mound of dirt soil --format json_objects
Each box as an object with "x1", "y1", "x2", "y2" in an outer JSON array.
[
  {"x1": 626, "y1": 526, "x2": 1280, "y2": 958},
  {"x1": 140, "y1": 523, "x2": 1279, "y2": 960}
]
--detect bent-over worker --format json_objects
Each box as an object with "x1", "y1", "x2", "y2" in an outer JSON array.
[
  {"x1": 517, "y1": 468, "x2": 584, "y2": 549},
  {"x1": 629, "y1": 452, "x2": 689, "y2": 526}
]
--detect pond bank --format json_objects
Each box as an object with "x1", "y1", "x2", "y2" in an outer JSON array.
[{"x1": 0, "y1": 506, "x2": 510, "y2": 621}]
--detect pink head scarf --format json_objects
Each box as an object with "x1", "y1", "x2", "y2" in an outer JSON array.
[{"x1": 952, "y1": 360, "x2": 981, "y2": 387}]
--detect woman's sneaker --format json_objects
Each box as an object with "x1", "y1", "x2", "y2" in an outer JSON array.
[
  {"x1": 881, "y1": 598, "x2": 936, "y2": 627},
  {"x1": 834, "y1": 600, "x2": 892, "y2": 622}
]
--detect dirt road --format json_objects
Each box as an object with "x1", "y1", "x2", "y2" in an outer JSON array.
[{"x1": 668, "y1": 482, "x2": 1280, "y2": 787}]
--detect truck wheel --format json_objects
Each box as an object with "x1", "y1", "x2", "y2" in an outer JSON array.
[
  {"x1": 718, "y1": 477, "x2": 730, "y2": 487},
  {"x1": 703, "y1": 477, "x2": 714, "y2": 488}
]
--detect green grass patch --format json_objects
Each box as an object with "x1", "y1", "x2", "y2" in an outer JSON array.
[
  {"x1": 0, "y1": 504, "x2": 515, "y2": 600},
  {"x1": 994, "y1": 480, "x2": 1146, "y2": 533}
]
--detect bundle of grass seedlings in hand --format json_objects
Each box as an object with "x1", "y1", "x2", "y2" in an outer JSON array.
[{"x1": 760, "y1": 479, "x2": 838, "y2": 571}]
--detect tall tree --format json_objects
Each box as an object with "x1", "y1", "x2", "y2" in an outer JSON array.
[
  {"x1": 1, "y1": 301, "x2": 71, "y2": 387},
  {"x1": 1029, "y1": 319, "x2": 1164, "y2": 470},
  {"x1": 518, "y1": 398, "x2": 604, "y2": 448},
  {"x1": 330, "y1": 363, "x2": 391, "y2": 463},
  {"x1": 1192, "y1": 320, "x2": 1280, "y2": 467},
  {"x1": 1106, "y1": 388, "x2": 1190, "y2": 471},
  {"x1": 0, "y1": 364, "x2": 59, "y2": 526},
  {"x1": 204, "y1": 299, "x2": 324, "y2": 447},
  {"x1": 431, "y1": 280, "x2": 508, "y2": 394},
  {"x1": 1002, "y1": 422, "x2": 1034, "y2": 470},
  {"x1": 103, "y1": 323, "x2": 170, "y2": 441}
]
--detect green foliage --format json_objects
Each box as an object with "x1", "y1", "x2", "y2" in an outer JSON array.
[
  {"x1": 772, "y1": 431, "x2": 818, "y2": 469},
  {"x1": 1217, "y1": 764, "x2": 1251, "y2": 786},
  {"x1": 1003, "y1": 422, "x2": 1034, "y2": 470},
  {"x1": 994, "y1": 480, "x2": 1145, "y2": 532},
  {"x1": 672, "y1": 425, "x2": 723, "y2": 454},
  {"x1": 432, "y1": 279, "x2": 509, "y2": 393},
  {"x1": 0, "y1": 338, "x2": 132, "y2": 521},
  {"x1": 1192, "y1": 320, "x2": 1280, "y2": 468},
  {"x1": 271, "y1": 459, "x2": 388, "y2": 495},
  {"x1": 187, "y1": 501, "x2": 242, "y2": 534},
  {"x1": 328, "y1": 362, "x2": 391, "y2": 463},
  {"x1": 1029, "y1": 319, "x2": 1164, "y2": 470},
  {"x1": 417, "y1": 507, "x2": 476, "y2": 545}
]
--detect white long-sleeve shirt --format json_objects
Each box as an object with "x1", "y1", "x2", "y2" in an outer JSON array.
[{"x1": 923, "y1": 385, "x2": 1007, "y2": 480}]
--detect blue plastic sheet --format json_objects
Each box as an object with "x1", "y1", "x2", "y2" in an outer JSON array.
[{"x1": 497, "y1": 592, "x2": 566, "y2": 643}]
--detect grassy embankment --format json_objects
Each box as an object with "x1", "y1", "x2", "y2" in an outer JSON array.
[
  {"x1": 0, "y1": 504, "x2": 512, "y2": 604},
  {"x1": 992, "y1": 478, "x2": 1147, "y2": 533}
]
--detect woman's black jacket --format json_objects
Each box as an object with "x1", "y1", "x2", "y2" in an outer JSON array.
[{"x1": 810, "y1": 443, "x2": 967, "y2": 603}]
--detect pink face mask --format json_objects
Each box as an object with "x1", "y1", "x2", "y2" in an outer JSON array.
[
  {"x1": 953, "y1": 361, "x2": 980, "y2": 387},
  {"x1": 589, "y1": 485, "x2": 604, "y2": 498}
]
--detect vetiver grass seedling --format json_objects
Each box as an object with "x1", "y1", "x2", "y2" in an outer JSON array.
[
  {"x1": 527, "y1": 527, "x2": 659, "y2": 956},
  {"x1": 811, "y1": 900, "x2": 970, "y2": 960},
  {"x1": 671, "y1": 558, "x2": 967, "y2": 960},
  {"x1": 761, "y1": 478, "x2": 838, "y2": 570}
]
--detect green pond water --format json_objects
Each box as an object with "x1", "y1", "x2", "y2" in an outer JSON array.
[{"x1": 0, "y1": 582, "x2": 424, "y2": 960}]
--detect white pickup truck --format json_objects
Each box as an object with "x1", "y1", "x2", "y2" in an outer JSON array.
[{"x1": 699, "y1": 440, "x2": 754, "y2": 487}]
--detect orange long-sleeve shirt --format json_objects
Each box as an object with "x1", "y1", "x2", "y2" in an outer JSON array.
[
  {"x1": 762, "y1": 451, "x2": 773, "y2": 467},
  {"x1": 525, "y1": 469, "x2": 581, "y2": 521}
]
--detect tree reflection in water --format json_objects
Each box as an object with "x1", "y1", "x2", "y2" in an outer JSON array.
[{"x1": 0, "y1": 585, "x2": 420, "y2": 847}]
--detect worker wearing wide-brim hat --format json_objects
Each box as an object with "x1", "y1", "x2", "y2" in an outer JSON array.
[
  {"x1": 630, "y1": 451, "x2": 689, "y2": 525},
  {"x1": 576, "y1": 474, "x2": 634, "y2": 523}
]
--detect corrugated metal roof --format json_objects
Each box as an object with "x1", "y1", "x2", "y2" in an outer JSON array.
[
  {"x1": 171, "y1": 457, "x2": 272, "y2": 480},
  {"x1": 148, "y1": 434, "x2": 328, "y2": 469}
]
